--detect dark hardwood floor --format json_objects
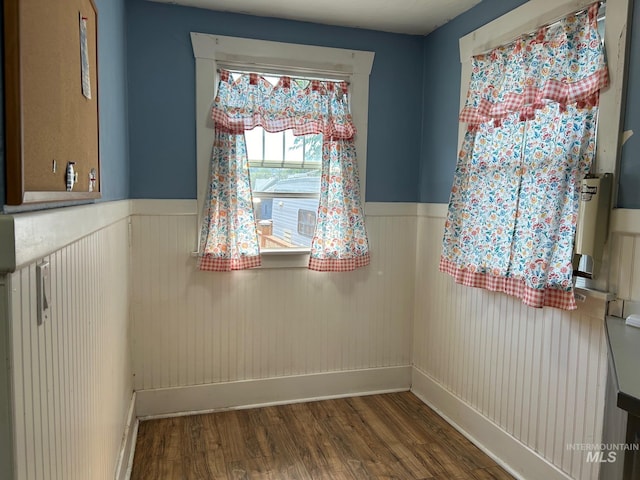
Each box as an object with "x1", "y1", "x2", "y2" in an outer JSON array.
[{"x1": 131, "y1": 391, "x2": 514, "y2": 479}]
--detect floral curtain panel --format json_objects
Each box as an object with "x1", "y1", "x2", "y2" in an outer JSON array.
[
  {"x1": 441, "y1": 3, "x2": 607, "y2": 310},
  {"x1": 198, "y1": 70, "x2": 370, "y2": 271},
  {"x1": 309, "y1": 137, "x2": 370, "y2": 271},
  {"x1": 198, "y1": 130, "x2": 261, "y2": 271}
]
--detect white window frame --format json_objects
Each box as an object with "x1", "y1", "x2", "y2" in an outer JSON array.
[
  {"x1": 190, "y1": 33, "x2": 374, "y2": 267},
  {"x1": 458, "y1": 0, "x2": 632, "y2": 293}
]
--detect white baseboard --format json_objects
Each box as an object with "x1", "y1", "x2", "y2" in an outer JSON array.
[
  {"x1": 115, "y1": 392, "x2": 139, "y2": 480},
  {"x1": 136, "y1": 366, "x2": 412, "y2": 419},
  {"x1": 410, "y1": 367, "x2": 572, "y2": 480},
  {"x1": 119, "y1": 367, "x2": 570, "y2": 480}
]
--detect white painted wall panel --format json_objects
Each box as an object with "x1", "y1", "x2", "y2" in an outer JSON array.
[
  {"x1": 609, "y1": 210, "x2": 640, "y2": 301},
  {"x1": 0, "y1": 276, "x2": 15, "y2": 480},
  {"x1": 7, "y1": 218, "x2": 132, "y2": 480},
  {"x1": 6, "y1": 200, "x2": 628, "y2": 479},
  {"x1": 600, "y1": 360, "x2": 627, "y2": 480},
  {"x1": 130, "y1": 211, "x2": 416, "y2": 392},
  {"x1": 413, "y1": 211, "x2": 608, "y2": 480}
]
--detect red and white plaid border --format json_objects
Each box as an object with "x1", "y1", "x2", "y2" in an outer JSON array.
[
  {"x1": 198, "y1": 254, "x2": 262, "y2": 272},
  {"x1": 439, "y1": 257, "x2": 577, "y2": 311},
  {"x1": 211, "y1": 108, "x2": 356, "y2": 139},
  {"x1": 459, "y1": 68, "x2": 608, "y2": 125},
  {"x1": 308, "y1": 254, "x2": 370, "y2": 272}
]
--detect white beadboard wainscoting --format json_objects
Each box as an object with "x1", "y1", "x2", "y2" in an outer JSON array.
[
  {"x1": 411, "y1": 204, "x2": 621, "y2": 480},
  {"x1": 130, "y1": 200, "x2": 417, "y2": 417},
  {"x1": 609, "y1": 209, "x2": 640, "y2": 301},
  {"x1": 2, "y1": 200, "x2": 638, "y2": 480},
  {"x1": 0, "y1": 277, "x2": 14, "y2": 478},
  {"x1": 0, "y1": 202, "x2": 134, "y2": 480}
]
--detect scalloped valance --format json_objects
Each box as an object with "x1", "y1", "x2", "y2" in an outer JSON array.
[
  {"x1": 459, "y1": 2, "x2": 607, "y2": 126},
  {"x1": 211, "y1": 69, "x2": 356, "y2": 139}
]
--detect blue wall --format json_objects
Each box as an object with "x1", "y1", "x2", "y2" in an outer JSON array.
[
  {"x1": 125, "y1": 0, "x2": 424, "y2": 202},
  {"x1": 95, "y1": 0, "x2": 130, "y2": 201},
  {"x1": 419, "y1": 0, "x2": 640, "y2": 208},
  {"x1": 419, "y1": 0, "x2": 528, "y2": 204},
  {"x1": 3, "y1": 0, "x2": 640, "y2": 206},
  {"x1": 0, "y1": 0, "x2": 129, "y2": 208}
]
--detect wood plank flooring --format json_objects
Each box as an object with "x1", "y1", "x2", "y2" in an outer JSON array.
[{"x1": 131, "y1": 392, "x2": 514, "y2": 479}]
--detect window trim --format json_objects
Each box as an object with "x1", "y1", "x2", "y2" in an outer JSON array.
[
  {"x1": 457, "y1": 0, "x2": 632, "y2": 293},
  {"x1": 190, "y1": 33, "x2": 374, "y2": 267}
]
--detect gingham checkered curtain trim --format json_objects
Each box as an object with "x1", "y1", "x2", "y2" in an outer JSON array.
[
  {"x1": 307, "y1": 137, "x2": 370, "y2": 272},
  {"x1": 459, "y1": 2, "x2": 607, "y2": 126},
  {"x1": 439, "y1": 257, "x2": 577, "y2": 310},
  {"x1": 212, "y1": 70, "x2": 356, "y2": 139},
  {"x1": 198, "y1": 130, "x2": 262, "y2": 272},
  {"x1": 198, "y1": 255, "x2": 262, "y2": 271},
  {"x1": 309, "y1": 254, "x2": 371, "y2": 272},
  {"x1": 459, "y1": 70, "x2": 607, "y2": 125}
]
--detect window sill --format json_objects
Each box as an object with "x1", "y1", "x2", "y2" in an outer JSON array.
[
  {"x1": 261, "y1": 247, "x2": 310, "y2": 255},
  {"x1": 190, "y1": 249, "x2": 310, "y2": 269},
  {"x1": 260, "y1": 249, "x2": 310, "y2": 269},
  {"x1": 573, "y1": 286, "x2": 615, "y2": 303}
]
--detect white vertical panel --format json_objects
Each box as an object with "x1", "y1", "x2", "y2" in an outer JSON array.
[
  {"x1": 600, "y1": 359, "x2": 628, "y2": 480},
  {"x1": 413, "y1": 212, "x2": 609, "y2": 480},
  {"x1": 0, "y1": 277, "x2": 15, "y2": 480},
  {"x1": 609, "y1": 210, "x2": 640, "y2": 302},
  {"x1": 613, "y1": 235, "x2": 635, "y2": 299},
  {"x1": 130, "y1": 211, "x2": 416, "y2": 392},
  {"x1": 628, "y1": 235, "x2": 640, "y2": 300},
  {"x1": 8, "y1": 218, "x2": 132, "y2": 480}
]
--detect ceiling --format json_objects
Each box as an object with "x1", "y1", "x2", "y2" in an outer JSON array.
[{"x1": 149, "y1": 0, "x2": 482, "y2": 35}]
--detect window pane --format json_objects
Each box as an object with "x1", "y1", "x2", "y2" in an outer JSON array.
[
  {"x1": 304, "y1": 134, "x2": 323, "y2": 163},
  {"x1": 245, "y1": 127, "x2": 263, "y2": 161},
  {"x1": 284, "y1": 130, "x2": 303, "y2": 163},
  {"x1": 255, "y1": 197, "x2": 320, "y2": 248},
  {"x1": 250, "y1": 167, "x2": 320, "y2": 193},
  {"x1": 243, "y1": 125, "x2": 322, "y2": 250},
  {"x1": 264, "y1": 130, "x2": 284, "y2": 162},
  {"x1": 250, "y1": 166, "x2": 320, "y2": 249}
]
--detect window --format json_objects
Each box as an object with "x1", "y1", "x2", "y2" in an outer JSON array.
[
  {"x1": 443, "y1": 4, "x2": 608, "y2": 310},
  {"x1": 248, "y1": 128, "x2": 321, "y2": 249},
  {"x1": 447, "y1": 0, "x2": 631, "y2": 303},
  {"x1": 191, "y1": 34, "x2": 374, "y2": 268},
  {"x1": 241, "y1": 83, "x2": 323, "y2": 249}
]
